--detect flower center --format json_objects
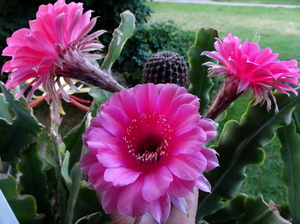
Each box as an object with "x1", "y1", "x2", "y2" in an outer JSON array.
[
  {"x1": 135, "y1": 135, "x2": 168, "y2": 165},
  {"x1": 123, "y1": 112, "x2": 172, "y2": 165}
]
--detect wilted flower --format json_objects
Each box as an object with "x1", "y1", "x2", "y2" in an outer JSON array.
[
  {"x1": 81, "y1": 83, "x2": 219, "y2": 223},
  {"x1": 202, "y1": 33, "x2": 300, "y2": 119},
  {"x1": 2, "y1": 0, "x2": 124, "y2": 105}
]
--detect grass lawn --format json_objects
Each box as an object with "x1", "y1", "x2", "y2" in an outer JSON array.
[
  {"x1": 146, "y1": 1, "x2": 294, "y2": 204},
  {"x1": 212, "y1": 0, "x2": 300, "y2": 5},
  {"x1": 146, "y1": 2, "x2": 300, "y2": 62}
]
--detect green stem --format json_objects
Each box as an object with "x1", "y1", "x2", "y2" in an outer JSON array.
[{"x1": 49, "y1": 101, "x2": 69, "y2": 223}]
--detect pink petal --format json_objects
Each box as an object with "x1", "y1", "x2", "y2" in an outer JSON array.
[
  {"x1": 168, "y1": 176, "x2": 195, "y2": 197},
  {"x1": 201, "y1": 147, "x2": 219, "y2": 171},
  {"x1": 102, "y1": 187, "x2": 123, "y2": 213},
  {"x1": 104, "y1": 167, "x2": 142, "y2": 187},
  {"x1": 170, "y1": 127, "x2": 205, "y2": 155},
  {"x1": 134, "y1": 83, "x2": 158, "y2": 114},
  {"x1": 2, "y1": 29, "x2": 30, "y2": 56},
  {"x1": 141, "y1": 166, "x2": 173, "y2": 201},
  {"x1": 117, "y1": 89, "x2": 139, "y2": 118},
  {"x1": 96, "y1": 145, "x2": 129, "y2": 168},
  {"x1": 54, "y1": 13, "x2": 66, "y2": 47},
  {"x1": 166, "y1": 153, "x2": 206, "y2": 180},
  {"x1": 198, "y1": 119, "x2": 217, "y2": 142},
  {"x1": 169, "y1": 195, "x2": 188, "y2": 214},
  {"x1": 24, "y1": 31, "x2": 57, "y2": 56},
  {"x1": 148, "y1": 194, "x2": 171, "y2": 224},
  {"x1": 169, "y1": 104, "x2": 200, "y2": 134},
  {"x1": 117, "y1": 178, "x2": 149, "y2": 217},
  {"x1": 195, "y1": 174, "x2": 212, "y2": 193},
  {"x1": 237, "y1": 77, "x2": 251, "y2": 93},
  {"x1": 80, "y1": 152, "x2": 98, "y2": 173},
  {"x1": 253, "y1": 48, "x2": 278, "y2": 64},
  {"x1": 83, "y1": 127, "x2": 122, "y2": 154},
  {"x1": 240, "y1": 40, "x2": 260, "y2": 58},
  {"x1": 157, "y1": 84, "x2": 189, "y2": 115},
  {"x1": 100, "y1": 106, "x2": 130, "y2": 138},
  {"x1": 88, "y1": 163, "x2": 112, "y2": 191},
  {"x1": 202, "y1": 51, "x2": 227, "y2": 66},
  {"x1": 5, "y1": 68, "x2": 38, "y2": 88},
  {"x1": 75, "y1": 13, "x2": 96, "y2": 39}
]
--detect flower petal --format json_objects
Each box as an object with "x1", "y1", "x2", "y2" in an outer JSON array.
[
  {"x1": 88, "y1": 163, "x2": 112, "y2": 191},
  {"x1": 195, "y1": 174, "x2": 212, "y2": 193},
  {"x1": 80, "y1": 152, "x2": 98, "y2": 173},
  {"x1": 117, "y1": 178, "x2": 149, "y2": 217},
  {"x1": 201, "y1": 147, "x2": 219, "y2": 171},
  {"x1": 166, "y1": 153, "x2": 207, "y2": 180},
  {"x1": 142, "y1": 166, "x2": 173, "y2": 201},
  {"x1": 102, "y1": 187, "x2": 123, "y2": 213},
  {"x1": 169, "y1": 195, "x2": 188, "y2": 214},
  {"x1": 104, "y1": 167, "x2": 142, "y2": 187},
  {"x1": 97, "y1": 145, "x2": 129, "y2": 168},
  {"x1": 168, "y1": 176, "x2": 195, "y2": 197},
  {"x1": 148, "y1": 194, "x2": 171, "y2": 224}
]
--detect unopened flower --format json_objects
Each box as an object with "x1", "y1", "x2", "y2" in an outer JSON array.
[
  {"x1": 2, "y1": 0, "x2": 124, "y2": 105},
  {"x1": 81, "y1": 83, "x2": 218, "y2": 223},
  {"x1": 202, "y1": 33, "x2": 300, "y2": 119}
]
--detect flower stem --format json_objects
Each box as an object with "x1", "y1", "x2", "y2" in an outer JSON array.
[
  {"x1": 205, "y1": 76, "x2": 243, "y2": 120},
  {"x1": 59, "y1": 50, "x2": 126, "y2": 93}
]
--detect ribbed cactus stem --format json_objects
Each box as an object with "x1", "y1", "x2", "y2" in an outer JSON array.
[{"x1": 142, "y1": 51, "x2": 189, "y2": 89}]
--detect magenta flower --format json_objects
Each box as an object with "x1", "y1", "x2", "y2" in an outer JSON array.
[
  {"x1": 202, "y1": 33, "x2": 300, "y2": 119},
  {"x1": 81, "y1": 83, "x2": 218, "y2": 223},
  {"x1": 2, "y1": 0, "x2": 124, "y2": 104}
]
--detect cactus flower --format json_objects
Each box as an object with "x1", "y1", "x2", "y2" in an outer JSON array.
[
  {"x1": 81, "y1": 83, "x2": 218, "y2": 223},
  {"x1": 2, "y1": 0, "x2": 124, "y2": 104},
  {"x1": 202, "y1": 33, "x2": 300, "y2": 119}
]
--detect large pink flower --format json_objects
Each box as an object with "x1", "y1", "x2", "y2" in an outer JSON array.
[
  {"x1": 2, "y1": 0, "x2": 124, "y2": 104},
  {"x1": 81, "y1": 83, "x2": 219, "y2": 223},
  {"x1": 202, "y1": 33, "x2": 300, "y2": 119}
]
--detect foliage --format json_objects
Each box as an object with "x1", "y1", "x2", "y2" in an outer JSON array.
[
  {"x1": 187, "y1": 28, "x2": 218, "y2": 114},
  {"x1": 278, "y1": 121, "x2": 300, "y2": 223},
  {"x1": 114, "y1": 20, "x2": 195, "y2": 86},
  {"x1": 0, "y1": 82, "x2": 43, "y2": 161},
  {"x1": 0, "y1": 174, "x2": 43, "y2": 224},
  {"x1": 101, "y1": 10, "x2": 136, "y2": 73}
]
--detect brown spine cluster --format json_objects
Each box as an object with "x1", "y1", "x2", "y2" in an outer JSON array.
[{"x1": 142, "y1": 51, "x2": 189, "y2": 89}]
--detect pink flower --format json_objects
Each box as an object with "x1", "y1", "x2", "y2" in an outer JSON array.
[
  {"x1": 2, "y1": 0, "x2": 124, "y2": 104},
  {"x1": 201, "y1": 33, "x2": 300, "y2": 119},
  {"x1": 81, "y1": 83, "x2": 219, "y2": 223}
]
